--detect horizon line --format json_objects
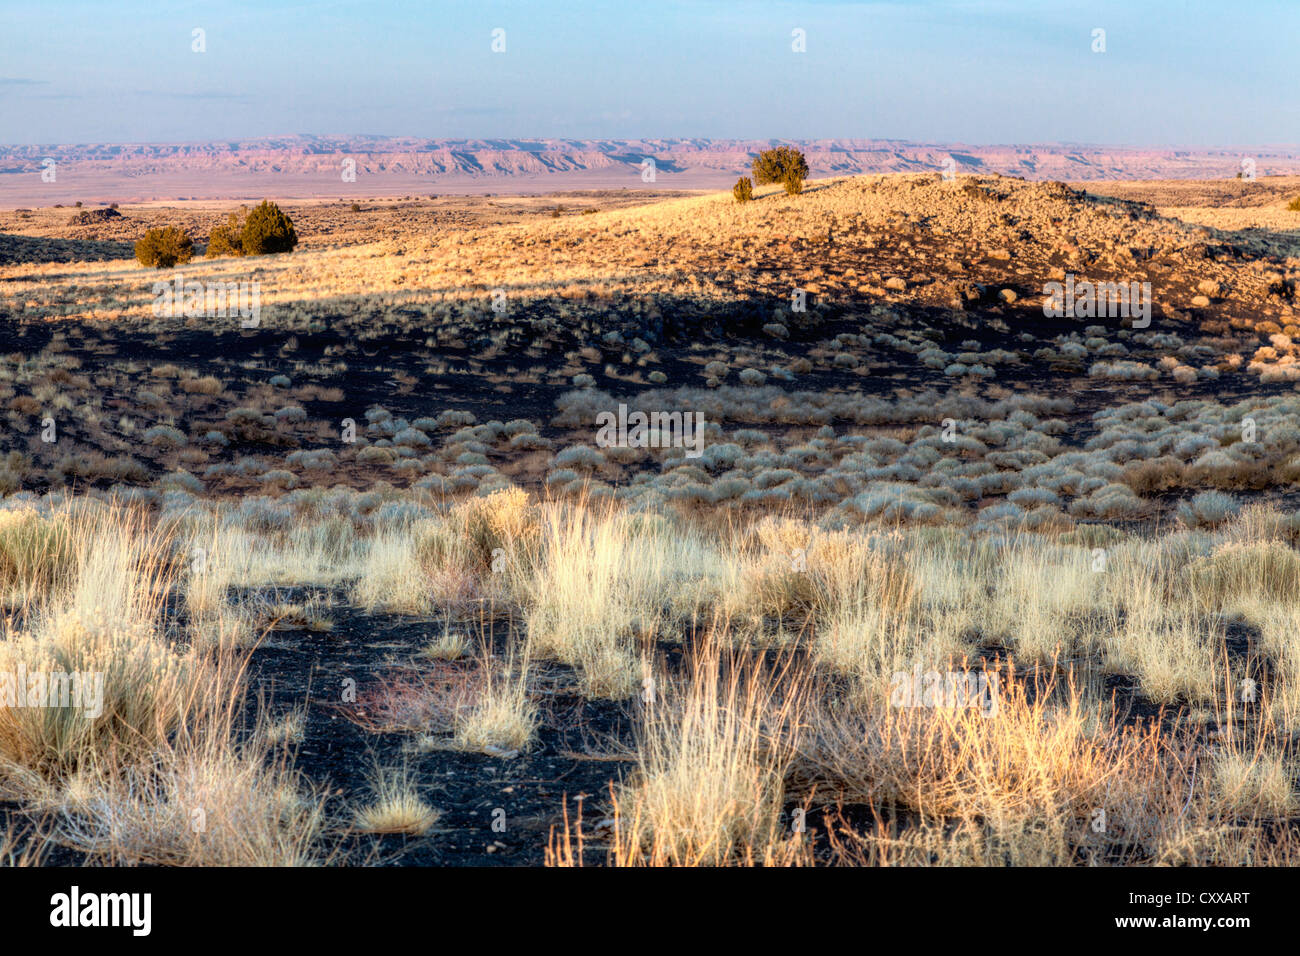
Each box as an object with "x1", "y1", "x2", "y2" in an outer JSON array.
[{"x1": 4, "y1": 136, "x2": 1300, "y2": 152}]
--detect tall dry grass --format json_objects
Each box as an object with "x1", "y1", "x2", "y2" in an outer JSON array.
[
  {"x1": 522, "y1": 502, "x2": 719, "y2": 698},
  {"x1": 550, "y1": 638, "x2": 810, "y2": 866},
  {"x1": 0, "y1": 504, "x2": 325, "y2": 866},
  {"x1": 1, "y1": 492, "x2": 1297, "y2": 867}
]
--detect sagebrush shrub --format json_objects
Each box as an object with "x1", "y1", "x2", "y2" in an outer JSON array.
[
  {"x1": 733, "y1": 176, "x2": 753, "y2": 203},
  {"x1": 134, "y1": 226, "x2": 194, "y2": 269},
  {"x1": 1178, "y1": 490, "x2": 1240, "y2": 528},
  {"x1": 782, "y1": 168, "x2": 804, "y2": 195},
  {"x1": 751, "y1": 147, "x2": 808, "y2": 187}
]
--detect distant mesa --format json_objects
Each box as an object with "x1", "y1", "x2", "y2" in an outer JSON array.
[{"x1": 2, "y1": 137, "x2": 1300, "y2": 208}]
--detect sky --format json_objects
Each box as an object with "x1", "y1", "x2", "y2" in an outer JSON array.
[{"x1": 0, "y1": 0, "x2": 1295, "y2": 147}]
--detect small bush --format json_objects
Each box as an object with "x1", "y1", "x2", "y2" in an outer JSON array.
[
  {"x1": 134, "y1": 227, "x2": 194, "y2": 269},
  {"x1": 751, "y1": 147, "x2": 809, "y2": 187},
  {"x1": 204, "y1": 212, "x2": 244, "y2": 259},
  {"x1": 782, "y1": 168, "x2": 804, "y2": 195},
  {"x1": 143, "y1": 425, "x2": 188, "y2": 449},
  {"x1": 1289, "y1": 196, "x2": 1300, "y2": 212},
  {"x1": 205, "y1": 203, "x2": 299, "y2": 259},
  {"x1": 1178, "y1": 490, "x2": 1241, "y2": 528},
  {"x1": 733, "y1": 176, "x2": 754, "y2": 203},
  {"x1": 240, "y1": 200, "x2": 298, "y2": 256}
]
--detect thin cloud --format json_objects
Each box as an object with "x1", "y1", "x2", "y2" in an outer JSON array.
[{"x1": 131, "y1": 90, "x2": 252, "y2": 101}]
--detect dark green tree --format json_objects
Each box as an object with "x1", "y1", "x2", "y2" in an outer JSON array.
[{"x1": 240, "y1": 200, "x2": 298, "y2": 255}]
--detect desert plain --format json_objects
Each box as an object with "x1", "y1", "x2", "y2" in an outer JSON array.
[{"x1": 0, "y1": 164, "x2": 1299, "y2": 866}]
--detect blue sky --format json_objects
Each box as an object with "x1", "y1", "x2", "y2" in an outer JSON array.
[{"x1": 0, "y1": 0, "x2": 1295, "y2": 146}]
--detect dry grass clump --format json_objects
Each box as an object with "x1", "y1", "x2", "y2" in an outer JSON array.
[
  {"x1": 814, "y1": 600, "x2": 950, "y2": 689},
  {"x1": 810, "y1": 538, "x2": 967, "y2": 690},
  {"x1": 523, "y1": 503, "x2": 709, "y2": 698},
  {"x1": 1102, "y1": 606, "x2": 1224, "y2": 704},
  {"x1": 183, "y1": 512, "x2": 361, "y2": 590},
  {"x1": 1080, "y1": 538, "x2": 1223, "y2": 703},
  {"x1": 1220, "y1": 502, "x2": 1299, "y2": 546},
  {"x1": 449, "y1": 652, "x2": 538, "y2": 755},
  {"x1": 794, "y1": 666, "x2": 1146, "y2": 822},
  {"x1": 0, "y1": 507, "x2": 76, "y2": 606},
  {"x1": 1186, "y1": 540, "x2": 1300, "y2": 612},
  {"x1": 352, "y1": 488, "x2": 541, "y2": 616},
  {"x1": 353, "y1": 764, "x2": 440, "y2": 835},
  {"x1": 1209, "y1": 747, "x2": 1296, "y2": 818},
  {"x1": 0, "y1": 615, "x2": 209, "y2": 777},
  {"x1": 452, "y1": 487, "x2": 541, "y2": 572},
  {"x1": 181, "y1": 524, "x2": 257, "y2": 650},
  {"x1": 565, "y1": 644, "x2": 809, "y2": 866},
  {"x1": 790, "y1": 665, "x2": 1216, "y2": 865},
  {"x1": 352, "y1": 528, "x2": 455, "y2": 614},
  {"x1": 980, "y1": 539, "x2": 1098, "y2": 661},
  {"x1": 263, "y1": 707, "x2": 307, "y2": 747},
  {"x1": 353, "y1": 519, "x2": 483, "y2": 615},
  {"x1": 734, "y1": 517, "x2": 917, "y2": 623},
  {"x1": 0, "y1": 505, "x2": 326, "y2": 866},
  {"x1": 1247, "y1": 607, "x2": 1300, "y2": 730},
  {"x1": 419, "y1": 625, "x2": 469, "y2": 660},
  {"x1": 53, "y1": 725, "x2": 324, "y2": 866},
  {"x1": 0, "y1": 511, "x2": 209, "y2": 777}
]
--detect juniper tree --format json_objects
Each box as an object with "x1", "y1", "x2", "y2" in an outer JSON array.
[
  {"x1": 751, "y1": 147, "x2": 809, "y2": 187},
  {"x1": 135, "y1": 226, "x2": 194, "y2": 269}
]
